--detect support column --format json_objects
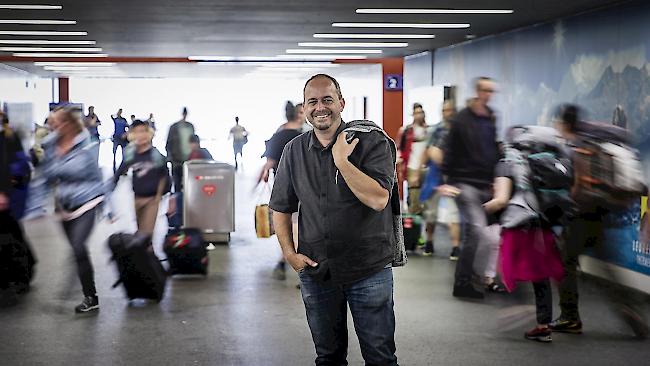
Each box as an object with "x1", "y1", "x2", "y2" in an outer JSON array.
[
  {"x1": 58, "y1": 77, "x2": 69, "y2": 102},
  {"x1": 381, "y1": 58, "x2": 404, "y2": 141}
]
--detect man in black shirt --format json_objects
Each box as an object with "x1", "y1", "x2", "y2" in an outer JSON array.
[
  {"x1": 442, "y1": 77, "x2": 500, "y2": 300},
  {"x1": 112, "y1": 120, "x2": 171, "y2": 234},
  {"x1": 270, "y1": 74, "x2": 398, "y2": 365}
]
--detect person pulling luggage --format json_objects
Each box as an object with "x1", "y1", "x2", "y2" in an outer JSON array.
[{"x1": 110, "y1": 120, "x2": 171, "y2": 235}]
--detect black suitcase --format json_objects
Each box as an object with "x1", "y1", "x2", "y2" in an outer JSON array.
[
  {"x1": 108, "y1": 232, "x2": 167, "y2": 302},
  {"x1": 163, "y1": 228, "x2": 208, "y2": 275},
  {"x1": 402, "y1": 214, "x2": 423, "y2": 252},
  {"x1": 0, "y1": 212, "x2": 36, "y2": 293}
]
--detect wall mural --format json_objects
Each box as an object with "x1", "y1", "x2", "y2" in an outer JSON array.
[{"x1": 433, "y1": 0, "x2": 650, "y2": 276}]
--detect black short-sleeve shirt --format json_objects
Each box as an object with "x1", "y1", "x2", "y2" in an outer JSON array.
[{"x1": 269, "y1": 121, "x2": 395, "y2": 285}]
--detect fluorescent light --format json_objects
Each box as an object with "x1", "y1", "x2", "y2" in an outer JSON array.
[
  {"x1": 0, "y1": 31, "x2": 87, "y2": 36},
  {"x1": 298, "y1": 42, "x2": 408, "y2": 48},
  {"x1": 356, "y1": 8, "x2": 513, "y2": 14},
  {"x1": 0, "y1": 47, "x2": 101, "y2": 52},
  {"x1": 34, "y1": 62, "x2": 116, "y2": 66},
  {"x1": 257, "y1": 67, "x2": 331, "y2": 72},
  {"x1": 277, "y1": 55, "x2": 368, "y2": 60},
  {"x1": 0, "y1": 20, "x2": 76, "y2": 25},
  {"x1": 189, "y1": 56, "x2": 276, "y2": 61},
  {"x1": 258, "y1": 62, "x2": 340, "y2": 68},
  {"x1": 314, "y1": 33, "x2": 435, "y2": 39},
  {"x1": 286, "y1": 49, "x2": 382, "y2": 54},
  {"x1": 0, "y1": 5, "x2": 63, "y2": 10},
  {"x1": 44, "y1": 66, "x2": 91, "y2": 71},
  {"x1": 13, "y1": 53, "x2": 108, "y2": 57},
  {"x1": 332, "y1": 23, "x2": 470, "y2": 29},
  {"x1": 0, "y1": 39, "x2": 96, "y2": 45}
]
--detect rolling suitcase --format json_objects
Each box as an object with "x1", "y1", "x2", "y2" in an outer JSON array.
[
  {"x1": 402, "y1": 214, "x2": 423, "y2": 251},
  {"x1": 163, "y1": 228, "x2": 208, "y2": 275},
  {"x1": 108, "y1": 232, "x2": 167, "y2": 302},
  {"x1": 0, "y1": 212, "x2": 36, "y2": 293}
]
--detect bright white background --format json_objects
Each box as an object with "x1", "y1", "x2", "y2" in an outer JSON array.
[{"x1": 68, "y1": 64, "x2": 382, "y2": 173}]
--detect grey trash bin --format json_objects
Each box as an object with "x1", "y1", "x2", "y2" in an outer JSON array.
[{"x1": 183, "y1": 160, "x2": 235, "y2": 243}]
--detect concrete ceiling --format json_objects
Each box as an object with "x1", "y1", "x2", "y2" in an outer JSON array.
[{"x1": 0, "y1": 0, "x2": 626, "y2": 77}]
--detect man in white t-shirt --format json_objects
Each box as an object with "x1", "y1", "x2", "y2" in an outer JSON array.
[
  {"x1": 397, "y1": 103, "x2": 430, "y2": 214},
  {"x1": 229, "y1": 116, "x2": 248, "y2": 170}
]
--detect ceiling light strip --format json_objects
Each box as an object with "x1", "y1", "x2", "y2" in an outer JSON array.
[
  {"x1": 356, "y1": 9, "x2": 513, "y2": 14},
  {"x1": 13, "y1": 53, "x2": 108, "y2": 57},
  {"x1": 298, "y1": 42, "x2": 407, "y2": 48},
  {"x1": 34, "y1": 62, "x2": 116, "y2": 66},
  {"x1": 0, "y1": 5, "x2": 63, "y2": 10},
  {"x1": 0, "y1": 39, "x2": 96, "y2": 45},
  {"x1": 332, "y1": 23, "x2": 469, "y2": 29},
  {"x1": 277, "y1": 55, "x2": 368, "y2": 60},
  {"x1": 0, "y1": 31, "x2": 87, "y2": 36},
  {"x1": 314, "y1": 33, "x2": 435, "y2": 39},
  {"x1": 43, "y1": 66, "x2": 91, "y2": 71},
  {"x1": 0, "y1": 47, "x2": 102, "y2": 52},
  {"x1": 286, "y1": 49, "x2": 381, "y2": 54},
  {"x1": 0, "y1": 20, "x2": 76, "y2": 25}
]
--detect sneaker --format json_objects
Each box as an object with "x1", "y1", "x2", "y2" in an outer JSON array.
[
  {"x1": 486, "y1": 281, "x2": 506, "y2": 293},
  {"x1": 525, "y1": 326, "x2": 552, "y2": 342},
  {"x1": 422, "y1": 241, "x2": 434, "y2": 256},
  {"x1": 449, "y1": 247, "x2": 460, "y2": 261},
  {"x1": 74, "y1": 296, "x2": 99, "y2": 314},
  {"x1": 272, "y1": 263, "x2": 286, "y2": 281},
  {"x1": 453, "y1": 284, "x2": 484, "y2": 299},
  {"x1": 549, "y1": 317, "x2": 582, "y2": 334}
]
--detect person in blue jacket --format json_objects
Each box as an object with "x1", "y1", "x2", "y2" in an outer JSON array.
[{"x1": 25, "y1": 106, "x2": 106, "y2": 314}]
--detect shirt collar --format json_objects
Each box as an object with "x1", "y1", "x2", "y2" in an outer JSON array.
[{"x1": 308, "y1": 120, "x2": 346, "y2": 151}]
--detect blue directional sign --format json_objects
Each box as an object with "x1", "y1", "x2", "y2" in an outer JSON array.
[{"x1": 384, "y1": 74, "x2": 403, "y2": 91}]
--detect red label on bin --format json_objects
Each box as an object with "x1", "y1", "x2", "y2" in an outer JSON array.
[{"x1": 202, "y1": 184, "x2": 217, "y2": 197}]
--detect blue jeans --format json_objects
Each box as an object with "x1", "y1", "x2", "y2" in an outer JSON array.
[{"x1": 298, "y1": 268, "x2": 398, "y2": 366}]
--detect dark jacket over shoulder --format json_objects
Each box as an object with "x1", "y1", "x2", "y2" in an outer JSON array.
[{"x1": 441, "y1": 107, "x2": 499, "y2": 188}]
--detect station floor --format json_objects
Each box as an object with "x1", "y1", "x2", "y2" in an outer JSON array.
[{"x1": 1, "y1": 170, "x2": 649, "y2": 366}]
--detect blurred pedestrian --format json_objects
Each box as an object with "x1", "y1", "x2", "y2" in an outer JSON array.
[
  {"x1": 83, "y1": 105, "x2": 101, "y2": 162},
  {"x1": 420, "y1": 101, "x2": 461, "y2": 259},
  {"x1": 443, "y1": 77, "x2": 500, "y2": 300},
  {"x1": 111, "y1": 120, "x2": 171, "y2": 235},
  {"x1": 111, "y1": 108, "x2": 129, "y2": 173},
  {"x1": 165, "y1": 107, "x2": 195, "y2": 192},
  {"x1": 549, "y1": 104, "x2": 649, "y2": 338},
  {"x1": 188, "y1": 134, "x2": 213, "y2": 160},
  {"x1": 24, "y1": 106, "x2": 106, "y2": 313},
  {"x1": 396, "y1": 103, "x2": 430, "y2": 215},
  {"x1": 260, "y1": 101, "x2": 305, "y2": 281},
  {"x1": 229, "y1": 116, "x2": 248, "y2": 170}
]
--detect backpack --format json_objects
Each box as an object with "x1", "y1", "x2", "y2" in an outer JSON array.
[
  {"x1": 571, "y1": 135, "x2": 646, "y2": 210},
  {"x1": 527, "y1": 151, "x2": 576, "y2": 224},
  {"x1": 506, "y1": 125, "x2": 576, "y2": 225}
]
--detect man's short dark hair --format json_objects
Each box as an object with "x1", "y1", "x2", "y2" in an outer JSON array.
[
  {"x1": 189, "y1": 134, "x2": 200, "y2": 143},
  {"x1": 474, "y1": 76, "x2": 493, "y2": 91},
  {"x1": 304, "y1": 74, "x2": 343, "y2": 99},
  {"x1": 130, "y1": 119, "x2": 148, "y2": 129}
]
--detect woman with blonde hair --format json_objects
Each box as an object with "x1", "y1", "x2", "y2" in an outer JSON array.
[{"x1": 25, "y1": 106, "x2": 106, "y2": 313}]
